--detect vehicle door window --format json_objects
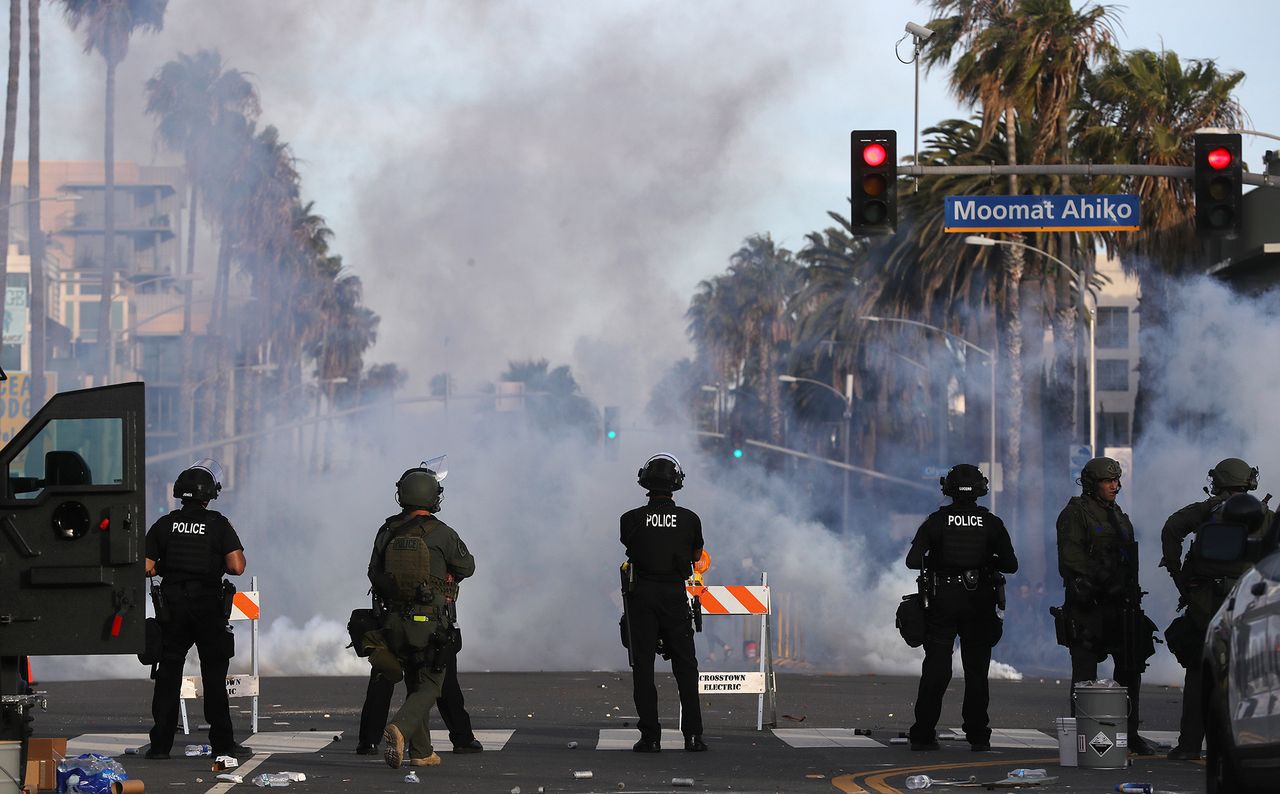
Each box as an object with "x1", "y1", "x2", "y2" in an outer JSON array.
[{"x1": 6, "y1": 417, "x2": 124, "y2": 499}]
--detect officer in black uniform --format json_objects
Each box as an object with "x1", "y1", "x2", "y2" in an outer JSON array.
[
  {"x1": 620, "y1": 453, "x2": 707, "y2": 753},
  {"x1": 144, "y1": 460, "x2": 252, "y2": 760},
  {"x1": 906, "y1": 464, "x2": 1018, "y2": 751}
]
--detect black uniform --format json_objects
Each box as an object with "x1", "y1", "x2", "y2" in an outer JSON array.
[
  {"x1": 357, "y1": 632, "x2": 477, "y2": 751},
  {"x1": 145, "y1": 503, "x2": 244, "y2": 755},
  {"x1": 906, "y1": 501, "x2": 1018, "y2": 748},
  {"x1": 620, "y1": 495, "x2": 704, "y2": 745}
]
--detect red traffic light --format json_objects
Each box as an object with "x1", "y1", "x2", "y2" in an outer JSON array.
[
  {"x1": 861, "y1": 143, "x2": 887, "y2": 167},
  {"x1": 1207, "y1": 147, "x2": 1233, "y2": 170}
]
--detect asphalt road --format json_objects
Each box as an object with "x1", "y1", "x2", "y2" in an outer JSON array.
[{"x1": 27, "y1": 672, "x2": 1206, "y2": 793}]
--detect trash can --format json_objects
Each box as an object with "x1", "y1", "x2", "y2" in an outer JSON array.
[{"x1": 1072, "y1": 682, "x2": 1129, "y2": 769}]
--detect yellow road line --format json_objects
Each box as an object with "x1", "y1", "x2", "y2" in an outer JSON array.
[{"x1": 833, "y1": 755, "x2": 1059, "y2": 794}]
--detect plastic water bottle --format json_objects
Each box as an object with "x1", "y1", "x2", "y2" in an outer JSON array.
[
  {"x1": 184, "y1": 744, "x2": 211, "y2": 757},
  {"x1": 403, "y1": 771, "x2": 420, "y2": 783},
  {"x1": 1009, "y1": 768, "x2": 1048, "y2": 780},
  {"x1": 251, "y1": 772, "x2": 291, "y2": 787},
  {"x1": 905, "y1": 776, "x2": 933, "y2": 790}
]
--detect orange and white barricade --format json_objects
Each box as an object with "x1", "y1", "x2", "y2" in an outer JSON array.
[
  {"x1": 180, "y1": 575, "x2": 261, "y2": 735},
  {"x1": 686, "y1": 572, "x2": 776, "y2": 730}
]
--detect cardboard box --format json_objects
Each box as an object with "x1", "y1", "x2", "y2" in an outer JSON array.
[
  {"x1": 23, "y1": 759, "x2": 38, "y2": 789},
  {"x1": 27, "y1": 738, "x2": 66, "y2": 791}
]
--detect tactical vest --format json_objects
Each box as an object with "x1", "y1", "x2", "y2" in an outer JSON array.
[
  {"x1": 377, "y1": 516, "x2": 455, "y2": 610},
  {"x1": 936, "y1": 507, "x2": 989, "y2": 570},
  {"x1": 162, "y1": 511, "x2": 217, "y2": 581}
]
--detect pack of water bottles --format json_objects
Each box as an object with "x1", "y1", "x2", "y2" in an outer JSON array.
[{"x1": 55, "y1": 753, "x2": 129, "y2": 794}]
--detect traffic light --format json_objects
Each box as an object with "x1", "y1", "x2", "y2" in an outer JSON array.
[
  {"x1": 850, "y1": 129, "x2": 897, "y2": 235},
  {"x1": 603, "y1": 406, "x2": 620, "y2": 460},
  {"x1": 728, "y1": 429, "x2": 745, "y2": 460},
  {"x1": 1194, "y1": 132, "x2": 1242, "y2": 238}
]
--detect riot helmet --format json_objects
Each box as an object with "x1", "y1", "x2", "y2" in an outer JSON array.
[
  {"x1": 638, "y1": 453, "x2": 684, "y2": 492},
  {"x1": 1079, "y1": 456, "x2": 1122, "y2": 495},
  {"x1": 1221, "y1": 492, "x2": 1266, "y2": 533},
  {"x1": 173, "y1": 458, "x2": 224, "y2": 502},
  {"x1": 940, "y1": 463, "x2": 989, "y2": 500},
  {"x1": 1207, "y1": 457, "x2": 1259, "y2": 496},
  {"x1": 396, "y1": 455, "x2": 447, "y2": 512}
]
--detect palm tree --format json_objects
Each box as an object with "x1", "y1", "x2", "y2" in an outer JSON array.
[
  {"x1": 1076, "y1": 48, "x2": 1244, "y2": 436},
  {"x1": 145, "y1": 49, "x2": 259, "y2": 447},
  {"x1": 57, "y1": 0, "x2": 167, "y2": 382},
  {"x1": 0, "y1": 0, "x2": 20, "y2": 348},
  {"x1": 27, "y1": 0, "x2": 45, "y2": 408}
]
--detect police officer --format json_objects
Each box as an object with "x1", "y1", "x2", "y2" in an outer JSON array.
[
  {"x1": 356, "y1": 612, "x2": 483, "y2": 754},
  {"x1": 1160, "y1": 458, "x2": 1276, "y2": 760},
  {"x1": 144, "y1": 460, "x2": 251, "y2": 760},
  {"x1": 620, "y1": 453, "x2": 707, "y2": 753},
  {"x1": 1055, "y1": 456, "x2": 1158, "y2": 756},
  {"x1": 906, "y1": 464, "x2": 1017, "y2": 751},
  {"x1": 368, "y1": 460, "x2": 475, "y2": 770}
]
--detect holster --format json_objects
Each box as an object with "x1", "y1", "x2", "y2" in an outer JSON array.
[
  {"x1": 1164, "y1": 612, "x2": 1203, "y2": 669},
  {"x1": 347, "y1": 608, "x2": 381, "y2": 657},
  {"x1": 1049, "y1": 605, "x2": 1073, "y2": 648},
  {"x1": 221, "y1": 580, "x2": 237, "y2": 620},
  {"x1": 150, "y1": 580, "x2": 171, "y2": 624}
]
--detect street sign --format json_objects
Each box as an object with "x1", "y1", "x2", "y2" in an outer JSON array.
[{"x1": 944, "y1": 194, "x2": 1139, "y2": 233}]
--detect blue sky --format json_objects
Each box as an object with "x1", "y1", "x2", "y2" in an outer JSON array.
[{"x1": 27, "y1": 0, "x2": 1278, "y2": 400}]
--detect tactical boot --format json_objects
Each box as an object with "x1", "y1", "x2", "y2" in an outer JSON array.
[
  {"x1": 1166, "y1": 745, "x2": 1202, "y2": 761},
  {"x1": 384, "y1": 724, "x2": 405, "y2": 769},
  {"x1": 213, "y1": 744, "x2": 254, "y2": 760},
  {"x1": 1127, "y1": 734, "x2": 1157, "y2": 756},
  {"x1": 143, "y1": 749, "x2": 170, "y2": 760},
  {"x1": 355, "y1": 743, "x2": 378, "y2": 755},
  {"x1": 452, "y1": 739, "x2": 483, "y2": 754},
  {"x1": 910, "y1": 740, "x2": 941, "y2": 751},
  {"x1": 632, "y1": 738, "x2": 661, "y2": 753},
  {"x1": 409, "y1": 752, "x2": 442, "y2": 767},
  {"x1": 684, "y1": 735, "x2": 708, "y2": 752}
]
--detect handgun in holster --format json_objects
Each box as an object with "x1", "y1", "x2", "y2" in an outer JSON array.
[
  {"x1": 993, "y1": 572, "x2": 1007, "y2": 611},
  {"x1": 150, "y1": 578, "x2": 171, "y2": 623},
  {"x1": 221, "y1": 580, "x2": 237, "y2": 620},
  {"x1": 917, "y1": 572, "x2": 932, "y2": 611}
]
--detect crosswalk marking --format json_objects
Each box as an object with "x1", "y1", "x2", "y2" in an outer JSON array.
[
  {"x1": 939, "y1": 727, "x2": 1059, "y2": 749},
  {"x1": 596, "y1": 728, "x2": 683, "y2": 750},
  {"x1": 771, "y1": 728, "x2": 884, "y2": 748},
  {"x1": 244, "y1": 731, "x2": 340, "y2": 754},
  {"x1": 434, "y1": 729, "x2": 514, "y2": 751}
]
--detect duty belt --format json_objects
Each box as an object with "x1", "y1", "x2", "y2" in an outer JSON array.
[{"x1": 932, "y1": 569, "x2": 985, "y2": 589}]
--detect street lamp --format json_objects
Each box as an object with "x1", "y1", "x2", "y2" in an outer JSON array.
[
  {"x1": 780, "y1": 374, "x2": 855, "y2": 532},
  {"x1": 858, "y1": 314, "x2": 998, "y2": 512},
  {"x1": 965, "y1": 234, "x2": 1097, "y2": 455}
]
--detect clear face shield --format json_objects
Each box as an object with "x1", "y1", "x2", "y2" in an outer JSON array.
[
  {"x1": 190, "y1": 458, "x2": 225, "y2": 488},
  {"x1": 421, "y1": 455, "x2": 448, "y2": 482}
]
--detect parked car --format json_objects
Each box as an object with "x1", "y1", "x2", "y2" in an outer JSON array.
[{"x1": 1203, "y1": 550, "x2": 1280, "y2": 794}]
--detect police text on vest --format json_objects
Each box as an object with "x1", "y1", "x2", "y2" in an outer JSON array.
[
  {"x1": 173, "y1": 522, "x2": 207, "y2": 534},
  {"x1": 947, "y1": 515, "x2": 983, "y2": 527},
  {"x1": 645, "y1": 514, "x2": 677, "y2": 528}
]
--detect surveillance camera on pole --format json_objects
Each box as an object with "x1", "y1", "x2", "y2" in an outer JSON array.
[{"x1": 904, "y1": 21, "x2": 934, "y2": 42}]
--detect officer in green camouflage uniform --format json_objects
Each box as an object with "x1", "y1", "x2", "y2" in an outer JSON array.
[
  {"x1": 368, "y1": 463, "x2": 476, "y2": 770},
  {"x1": 1055, "y1": 456, "x2": 1158, "y2": 756},
  {"x1": 1160, "y1": 458, "x2": 1275, "y2": 761}
]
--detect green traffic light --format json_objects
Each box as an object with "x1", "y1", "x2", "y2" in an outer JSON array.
[
  {"x1": 732, "y1": 448, "x2": 744, "y2": 459},
  {"x1": 607, "y1": 430, "x2": 617, "y2": 439}
]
